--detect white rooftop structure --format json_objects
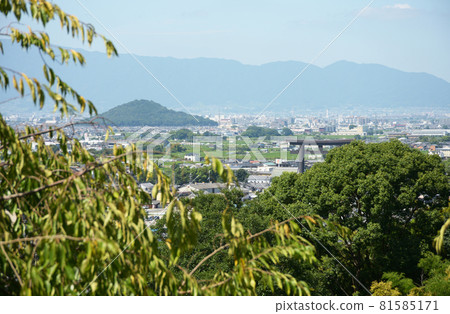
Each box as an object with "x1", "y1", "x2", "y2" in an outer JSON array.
[{"x1": 410, "y1": 129, "x2": 449, "y2": 136}]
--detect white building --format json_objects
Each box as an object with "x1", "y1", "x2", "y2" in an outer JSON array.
[
  {"x1": 184, "y1": 153, "x2": 201, "y2": 162},
  {"x1": 410, "y1": 129, "x2": 449, "y2": 137},
  {"x1": 247, "y1": 175, "x2": 271, "y2": 185},
  {"x1": 436, "y1": 147, "x2": 450, "y2": 159},
  {"x1": 333, "y1": 126, "x2": 366, "y2": 136}
]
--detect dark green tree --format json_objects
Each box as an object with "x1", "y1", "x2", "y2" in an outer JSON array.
[
  {"x1": 174, "y1": 165, "x2": 219, "y2": 185},
  {"x1": 416, "y1": 253, "x2": 450, "y2": 296},
  {"x1": 154, "y1": 188, "x2": 329, "y2": 295},
  {"x1": 281, "y1": 127, "x2": 294, "y2": 136},
  {"x1": 172, "y1": 129, "x2": 194, "y2": 141},
  {"x1": 248, "y1": 140, "x2": 449, "y2": 294},
  {"x1": 242, "y1": 126, "x2": 279, "y2": 138},
  {"x1": 203, "y1": 131, "x2": 218, "y2": 136},
  {"x1": 234, "y1": 169, "x2": 249, "y2": 183},
  {"x1": 381, "y1": 272, "x2": 416, "y2": 295},
  {"x1": 171, "y1": 143, "x2": 186, "y2": 153}
]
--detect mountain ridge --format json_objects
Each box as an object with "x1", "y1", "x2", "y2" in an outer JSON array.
[{"x1": 1, "y1": 40, "x2": 449, "y2": 114}]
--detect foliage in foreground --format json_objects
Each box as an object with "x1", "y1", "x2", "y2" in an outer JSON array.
[
  {"x1": 0, "y1": 0, "x2": 320, "y2": 295},
  {"x1": 1, "y1": 0, "x2": 449, "y2": 297}
]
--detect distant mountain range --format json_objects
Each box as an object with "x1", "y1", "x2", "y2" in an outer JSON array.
[
  {"x1": 100, "y1": 99, "x2": 217, "y2": 126},
  {"x1": 1, "y1": 40, "x2": 449, "y2": 115}
]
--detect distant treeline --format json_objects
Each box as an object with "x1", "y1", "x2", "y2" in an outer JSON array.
[{"x1": 242, "y1": 126, "x2": 293, "y2": 137}]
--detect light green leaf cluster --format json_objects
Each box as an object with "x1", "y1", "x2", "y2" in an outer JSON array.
[
  {"x1": 0, "y1": 0, "x2": 318, "y2": 296},
  {"x1": 0, "y1": 0, "x2": 117, "y2": 116}
]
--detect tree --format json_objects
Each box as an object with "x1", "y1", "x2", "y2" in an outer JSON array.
[
  {"x1": 234, "y1": 169, "x2": 249, "y2": 183},
  {"x1": 153, "y1": 188, "x2": 336, "y2": 295},
  {"x1": 280, "y1": 127, "x2": 294, "y2": 136},
  {"x1": 171, "y1": 143, "x2": 186, "y2": 153},
  {"x1": 415, "y1": 253, "x2": 450, "y2": 296},
  {"x1": 172, "y1": 128, "x2": 194, "y2": 141},
  {"x1": 248, "y1": 140, "x2": 449, "y2": 295},
  {"x1": 0, "y1": 0, "x2": 320, "y2": 296},
  {"x1": 381, "y1": 272, "x2": 415, "y2": 295},
  {"x1": 174, "y1": 165, "x2": 218, "y2": 185},
  {"x1": 242, "y1": 126, "x2": 279, "y2": 138},
  {"x1": 370, "y1": 281, "x2": 401, "y2": 296},
  {"x1": 203, "y1": 131, "x2": 218, "y2": 136}
]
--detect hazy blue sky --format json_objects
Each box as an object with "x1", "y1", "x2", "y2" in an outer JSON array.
[{"x1": 9, "y1": 0, "x2": 450, "y2": 81}]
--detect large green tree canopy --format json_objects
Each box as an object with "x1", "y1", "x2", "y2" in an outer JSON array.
[{"x1": 247, "y1": 140, "x2": 449, "y2": 294}]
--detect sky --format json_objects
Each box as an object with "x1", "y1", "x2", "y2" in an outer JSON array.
[{"x1": 5, "y1": 0, "x2": 450, "y2": 81}]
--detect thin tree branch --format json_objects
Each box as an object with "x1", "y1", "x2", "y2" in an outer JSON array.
[
  {"x1": 0, "y1": 117, "x2": 106, "y2": 150},
  {"x1": 188, "y1": 244, "x2": 228, "y2": 276},
  {"x1": 201, "y1": 277, "x2": 232, "y2": 291},
  {"x1": 248, "y1": 247, "x2": 277, "y2": 264},
  {"x1": 0, "y1": 21, "x2": 24, "y2": 33},
  {"x1": 0, "y1": 234, "x2": 90, "y2": 245},
  {"x1": 247, "y1": 267, "x2": 272, "y2": 276},
  {"x1": 17, "y1": 118, "x2": 104, "y2": 141},
  {"x1": 0, "y1": 243, "x2": 23, "y2": 287},
  {"x1": 0, "y1": 66, "x2": 22, "y2": 76},
  {"x1": 178, "y1": 276, "x2": 232, "y2": 295},
  {"x1": 0, "y1": 93, "x2": 31, "y2": 105},
  {"x1": 0, "y1": 151, "x2": 135, "y2": 201},
  {"x1": 188, "y1": 216, "x2": 304, "y2": 276}
]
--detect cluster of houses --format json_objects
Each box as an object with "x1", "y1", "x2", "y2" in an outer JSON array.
[
  {"x1": 410, "y1": 143, "x2": 450, "y2": 159},
  {"x1": 138, "y1": 158, "x2": 304, "y2": 223}
]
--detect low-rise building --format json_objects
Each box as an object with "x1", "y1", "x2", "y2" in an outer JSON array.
[{"x1": 184, "y1": 153, "x2": 201, "y2": 162}]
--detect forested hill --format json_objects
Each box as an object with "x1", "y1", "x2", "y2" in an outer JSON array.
[{"x1": 99, "y1": 99, "x2": 217, "y2": 126}]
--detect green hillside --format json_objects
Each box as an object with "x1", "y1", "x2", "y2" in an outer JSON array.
[{"x1": 100, "y1": 99, "x2": 218, "y2": 126}]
